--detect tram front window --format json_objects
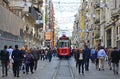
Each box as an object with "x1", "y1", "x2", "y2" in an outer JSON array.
[
  {"x1": 60, "y1": 42, "x2": 69, "y2": 48},
  {"x1": 61, "y1": 42, "x2": 65, "y2": 48}
]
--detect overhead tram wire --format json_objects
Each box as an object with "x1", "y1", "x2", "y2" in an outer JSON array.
[{"x1": 53, "y1": 1, "x2": 80, "y2": 36}]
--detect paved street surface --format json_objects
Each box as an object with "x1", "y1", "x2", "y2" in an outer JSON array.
[
  {"x1": 0, "y1": 57, "x2": 120, "y2": 79},
  {"x1": 70, "y1": 58, "x2": 120, "y2": 79}
]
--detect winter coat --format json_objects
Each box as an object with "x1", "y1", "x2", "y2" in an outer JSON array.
[
  {"x1": 76, "y1": 50, "x2": 85, "y2": 62},
  {"x1": 84, "y1": 48, "x2": 91, "y2": 59},
  {"x1": 111, "y1": 49, "x2": 120, "y2": 63},
  {"x1": 12, "y1": 49, "x2": 23, "y2": 63},
  {"x1": 0, "y1": 49, "x2": 9, "y2": 63},
  {"x1": 25, "y1": 53, "x2": 34, "y2": 64},
  {"x1": 32, "y1": 50, "x2": 39, "y2": 61}
]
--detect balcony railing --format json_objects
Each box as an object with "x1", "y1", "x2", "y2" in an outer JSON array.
[
  {"x1": 94, "y1": 19, "x2": 100, "y2": 24},
  {"x1": 29, "y1": 6, "x2": 39, "y2": 20},
  {"x1": 94, "y1": 3, "x2": 100, "y2": 9},
  {"x1": 95, "y1": 33, "x2": 100, "y2": 39},
  {"x1": 111, "y1": 9, "x2": 119, "y2": 17},
  {"x1": 9, "y1": 1, "x2": 25, "y2": 7},
  {"x1": 29, "y1": 6, "x2": 43, "y2": 28},
  {"x1": 36, "y1": 20, "x2": 43, "y2": 26},
  {"x1": 3, "y1": 0, "x2": 9, "y2": 4},
  {"x1": 32, "y1": 0, "x2": 43, "y2": 4}
]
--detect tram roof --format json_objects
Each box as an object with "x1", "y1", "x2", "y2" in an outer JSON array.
[{"x1": 59, "y1": 34, "x2": 69, "y2": 40}]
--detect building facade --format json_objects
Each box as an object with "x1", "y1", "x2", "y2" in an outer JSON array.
[
  {"x1": 72, "y1": 0, "x2": 120, "y2": 48},
  {"x1": 44, "y1": 0, "x2": 55, "y2": 48},
  {"x1": 0, "y1": 0, "x2": 25, "y2": 49},
  {"x1": 0, "y1": 0, "x2": 44, "y2": 49}
]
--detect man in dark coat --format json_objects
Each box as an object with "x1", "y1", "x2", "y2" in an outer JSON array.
[
  {"x1": 12, "y1": 45, "x2": 23, "y2": 77},
  {"x1": 47, "y1": 48, "x2": 52, "y2": 62},
  {"x1": 84, "y1": 45, "x2": 91, "y2": 71},
  {"x1": 0, "y1": 45, "x2": 9, "y2": 77},
  {"x1": 32, "y1": 48, "x2": 40, "y2": 71},
  {"x1": 111, "y1": 47, "x2": 120, "y2": 75}
]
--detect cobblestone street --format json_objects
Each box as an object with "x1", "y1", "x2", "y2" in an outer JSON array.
[{"x1": 0, "y1": 57, "x2": 120, "y2": 79}]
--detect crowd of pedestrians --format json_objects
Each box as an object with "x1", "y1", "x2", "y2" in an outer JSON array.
[
  {"x1": 0, "y1": 44, "x2": 57, "y2": 77},
  {"x1": 1, "y1": 44, "x2": 120, "y2": 77},
  {"x1": 73, "y1": 45, "x2": 120, "y2": 75}
]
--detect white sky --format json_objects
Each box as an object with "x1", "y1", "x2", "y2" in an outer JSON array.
[{"x1": 52, "y1": 0, "x2": 81, "y2": 37}]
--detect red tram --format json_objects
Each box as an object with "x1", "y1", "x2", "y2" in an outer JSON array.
[{"x1": 57, "y1": 34, "x2": 71, "y2": 58}]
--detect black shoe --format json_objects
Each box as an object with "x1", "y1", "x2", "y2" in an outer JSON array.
[
  {"x1": 23, "y1": 72, "x2": 25, "y2": 74},
  {"x1": 14, "y1": 74, "x2": 16, "y2": 77},
  {"x1": 110, "y1": 67, "x2": 112, "y2": 70},
  {"x1": 5, "y1": 74, "x2": 8, "y2": 77},
  {"x1": 34, "y1": 68, "x2": 37, "y2": 71},
  {"x1": 17, "y1": 75, "x2": 19, "y2": 77},
  {"x1": 116, "y1": 72, "x2": 118, "y2": 75},
  {"x1": 85, "y1": 69, "x2": 89, "y2": 71},
  {"x1": 99, "y1": 68, "x2": 101, "y2": 71},
  {"x1": 31, "y1": 72, "x2": 34, "y2": 74}
]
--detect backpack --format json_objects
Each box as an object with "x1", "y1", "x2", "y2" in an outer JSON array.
[
  {"x1": 25, "y1": 54, "x2": 34, "y2": 64},
  {"x1": 0, "y1": 50, "x2": 9, "y2": 61}
]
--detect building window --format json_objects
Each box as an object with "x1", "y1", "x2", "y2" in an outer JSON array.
[
  {"x1": 118, "y1": 26, "x2": 120, "y2": 34},
  {"x1": 116, "y1": 27, "x2": 118, "y2": 35}
]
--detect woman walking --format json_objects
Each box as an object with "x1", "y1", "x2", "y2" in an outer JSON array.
[{"x1": 25, "y1": 49, "x2": 34, "y2": 74}]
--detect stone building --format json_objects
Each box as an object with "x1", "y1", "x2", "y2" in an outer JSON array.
[
  {"x1": 0, "y1": 0, "x2": 25, "y2": 49},
  {"x1": 72, "y1": 0, "x2": 120, "y2": 48},
  {"x1": 0, "y1": 0, "x2": 44, "y2": 49}
]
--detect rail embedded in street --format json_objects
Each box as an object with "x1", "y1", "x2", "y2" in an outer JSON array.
[{"x1": 52, "y1": 59, "x2": 75, "y2": 79}]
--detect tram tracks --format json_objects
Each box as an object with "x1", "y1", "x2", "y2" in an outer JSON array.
[
  {"x1": 52, "y1": 59, "x2": 75, "y2": 79},
  {"x1": 68, "y1": 60, "x2": 75, "y2": 79}
]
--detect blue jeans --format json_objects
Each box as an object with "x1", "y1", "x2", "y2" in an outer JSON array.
[
  {"x1": 78, "y1": 60, "x2": 84, "y2": 73},
  {"x1": 1, "y1": 62, "x2": 8, "y2": 75},
  {"x1": 112, "y1": 63, "x2": 119, "y2": 74},
  {"x1": 84, "y1": 58, "x2": 89, "y2": 71}
]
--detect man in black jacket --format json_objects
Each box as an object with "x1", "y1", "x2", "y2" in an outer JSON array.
[
  {"x1": 84, "y1": 45, "x2": 91, "y2": 71},
  {"x1": 12, "y1": 45, "x2": 23, "y2": 77},
  {"x1": 0, "y1": 45, "x2": 9, "y2": 77},
  {"x1": 111, "y1": 47, "x2": 120, "y2": 75}
]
